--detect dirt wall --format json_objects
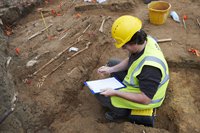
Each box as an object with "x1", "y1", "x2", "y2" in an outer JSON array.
[
  {"x1": 0, "y1": 38, "x2": 17, "y2": 129},
  {"x1": 0, "y1": 0, "x2": 43, "y2": 25}
]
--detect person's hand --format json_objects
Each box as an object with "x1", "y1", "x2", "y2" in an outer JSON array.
[
  {"x1": 97, "y1": 66, "x2": 113, "y2": 75},
  {"x1": 100, "y1": 89, "x2": 117, "y2": 97}
]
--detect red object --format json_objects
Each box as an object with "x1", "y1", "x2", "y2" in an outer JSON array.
[
  {"x1": 188, "y1": 48, "x2": 200, "y2": 57},
  {"x1": 15, "y1": 48, "x2": 20, "y2": 55},
  {"x1": 26, "y1": 79, "x2": 32, "y2": 85},
  {"x1": 51, "y1": 9, "x2": 56, "y2": 15},
  {"x1": 183, "y1": 15, "x2": 188, "y2": 20},
  {"x1": 57, "y1": 13, "x2": 62, "y2": 16},
  {"x1": 75, "y1": 13, "x2": 81, "y2": 18},
  {"x1": 48, "y1": 35, "x2": 55, "y2": 40},
  {"x1": 4, "y1": 25, "x2": 13, "y2": 36},
  {"x1": 51, "y1": 9, "x2": 62, "y2": 16},
  {"x1": 5, "y1": 30, "x2": 12, "y2": 36}
]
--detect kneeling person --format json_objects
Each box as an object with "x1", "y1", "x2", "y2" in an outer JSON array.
[{"x1": 96, "y1": 15, "x2": 169, "y2": 127}]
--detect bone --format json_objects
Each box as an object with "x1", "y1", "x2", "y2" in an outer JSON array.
[
  {"x1": 59, "y1": 32, "x2": 68, "y2": 40},
  {"x1": 34, "y1": 51, "x2": 50, "y2": 60},
  {"x1": 99, "y1": 16, "x2": 106, "y2": 33},
  {"x1": 28, "y1": 24, "x2": 53, "y2": 40},
  {"x1": 37, "y1": 61, "x2": 65, "y2": 88},
  {"x1": 67, "y1": 42, "x2": 91, "y2": 60},
  {"x1": 26, "y1": 60, "x2": 38, "y2": 67},
  {"x1": 82, "y1": 24, "x2": 91, "y2": 34},
  {"x1": 37, "y1": 42, "x2": 91, "y2": 88},
  {"x1": 11, "y1": 93, "x2": 18, "y2": 105},
  {"x1": 197, "y1": 18, "x2": 200, "y2": 28},
  {"x1": 77, "y1": 35, "x2": 83, "y2": 42},
  {"x1": 157, "y1": 38, "x2": 172, "y2": 43},
  {"x1": 26, "y1": 51, "x2": 50, "y2": 67},
  {"x1": 31, "y1": 40, "x2": 79, "y2": 77},
  {"x1": 43, "y1": 61, "x2": 65, "y2": 79},
  {"x1": 99, "y1": 16, "x2": 111, "y2": 33},
  {"x1": 0, "y1": 18, "x2": 3, "y2": 25},
  {"x1": 60, "y1": 24, "x2": 91, "y2": 41},
  {"x1": 30, "y1": 24, "x2": 92, "y2": 77},
  {"x1": 6, "y1": 57, "x2": 12, "y2": 68}
]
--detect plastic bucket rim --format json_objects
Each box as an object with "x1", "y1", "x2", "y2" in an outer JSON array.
[{"x1": 148, "y1": 1, "x2": 171, "y2": 12}]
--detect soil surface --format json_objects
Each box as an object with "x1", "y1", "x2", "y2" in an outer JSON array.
[{"x1": 0, "y1": 0, "x2": 200, "y2": 133}]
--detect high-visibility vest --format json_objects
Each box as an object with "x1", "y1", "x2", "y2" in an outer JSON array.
[{"x1": 111, "y1": 36, "x2": 169, "y2": 110}]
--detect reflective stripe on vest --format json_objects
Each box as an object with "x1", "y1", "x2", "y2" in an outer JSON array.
[
  {"x1": 127, "y1": 56, "x2": 169, "y2": 89},
  {"x1": 151, "y1": 97, "x2": 164, "y2": 104}
]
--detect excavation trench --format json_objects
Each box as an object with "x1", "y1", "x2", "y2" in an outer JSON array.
[
  {"x1": 1, "y1": 38, "x2": 200, "y2": 132},
  {"x1": 1, "y1": 0, "x2": 200, "y2": 132},
  {"x1": 1, "y1": 13, "x2": 200, "y2": 133}
]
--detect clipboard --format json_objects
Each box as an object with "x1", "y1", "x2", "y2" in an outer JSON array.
[{"x1": 84, "y1": 77, "x2": 126, "y2": 94}]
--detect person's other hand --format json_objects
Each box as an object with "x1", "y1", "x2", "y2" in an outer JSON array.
[
  {"x1": 97, "y1": 66, "x2": 113, "y2": 75},
  {"x1": 100, "y1": 89, "x2": 117, "y2": 97}
]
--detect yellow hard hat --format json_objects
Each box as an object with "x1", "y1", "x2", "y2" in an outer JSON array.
[{"x1": 111, "y1": 15, "x2": 142, "y2": 48}]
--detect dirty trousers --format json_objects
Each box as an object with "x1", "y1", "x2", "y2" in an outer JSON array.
[{"x1": 95, "y1": 59, "x2": 130, "y2": 117}]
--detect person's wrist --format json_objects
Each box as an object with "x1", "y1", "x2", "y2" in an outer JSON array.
[
  {"x1": 113, "y1": 90, "x2": 119, "y2": 96},
  {"x1": 109, "y1": 67, "x2": 115, "y2": 73}
]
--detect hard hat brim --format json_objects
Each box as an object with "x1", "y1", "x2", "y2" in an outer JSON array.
[{"x1": 114, "y1": 28, "x2": 141, "y2": 48}]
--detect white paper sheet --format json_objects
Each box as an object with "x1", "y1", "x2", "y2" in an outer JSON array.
[{"x1": 85, "y1": 77, "x2": 125, "y2": 94}]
